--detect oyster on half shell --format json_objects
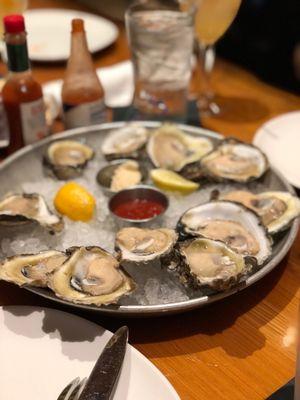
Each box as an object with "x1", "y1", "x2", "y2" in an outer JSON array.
[
  {"x1": 147, "y1": 124, "x2": 213, "y2": 171},
  {"x1": 177, "y1": 238, "x2": 256, "y2": 291},
  {"x1": 48, "y1": 246, "x2": 135, "y2": 306},
  {"x1": 220, "y1": 190, "x2": 300, "y2": 234},
  {"x1": 115, "y1": 227, "x2": 178, "y2": 263},
  {"x1": 178, "y1": 200, "x2": 272, "y2": 265},
  {"x1": 110, "y1": 160, "x2": 142, "y2": 192},
  {"x1": 0, "y1": 250, "x2": 67, "y2": 287},
  {"x1": 102, "y1": 124, "x2": 149, "y2": 160},
  {"x1": 201, "y1": 138, "x2": 268, "y2": 183},
  {"x1": 44, "y1": 140, "x2": 94, "y2": 180},
  {"x1": 0, "y1": 193, "x2": 63, "y2": 233}
]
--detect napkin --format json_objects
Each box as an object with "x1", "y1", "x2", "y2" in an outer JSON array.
[{"x1": 43, "y1": 60, "x2": 134, "y2": 108}]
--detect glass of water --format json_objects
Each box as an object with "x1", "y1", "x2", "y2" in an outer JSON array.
[{"x1": 125, "y1": 0, "x2": 195, "y2": 121}]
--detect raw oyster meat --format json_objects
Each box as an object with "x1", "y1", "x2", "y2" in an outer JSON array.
[
  {"x1": 0, "y1": 193, "x2": 63, "y2": 233},
  {"x1": 115, "y1": 227, "x2": 178, "y2": 263},
  {"x1": 110, "y1": 160, "x2": 142, "y2": 192},
  {"x1": 102, "y1": 124, "x2": 149, "y2": 159},
  {"x1": 147, "y1": 124, "x2": 213, "y2": 171},
  {"x1": 201, "y1": 138, "x2": 268, "y2": 182},
  {"x1": 0, "y1": 250, "x2": 67, "y2": 287},
  {"x1": 48, "y1": 246, "x2": 135, "y2": 306},
  {"x1": 220, "y1": 190, "x2": 300, "y2": 234},
  {"x1": 44, "y1": 140, "x2": 94, "y2": 180},
  {"x1": 96, "y1": 159, "x2": 147, "y2": 193},
  {"x1": 178, "y1": 238, "x2": 256, "y2": 291},
  {"x1": 179, "y1": 200, "x2": 272, "y2": 265}
]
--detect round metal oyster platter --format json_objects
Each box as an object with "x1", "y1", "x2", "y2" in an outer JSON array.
[{"x1": 0, "y1": 122, "x2": 298, "y2": 317}]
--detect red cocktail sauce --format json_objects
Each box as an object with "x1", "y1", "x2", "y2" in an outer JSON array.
[{"x1": 112, "y1": 198, "x2": 165, "y2": 220}]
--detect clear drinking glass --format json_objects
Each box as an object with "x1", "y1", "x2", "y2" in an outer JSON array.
[
  {"x1": 125, "y1": 0, "x2": 195, "y2": 121},
  {"x1": 186, "y1": 0, "x2": 242, "y2": 115}
]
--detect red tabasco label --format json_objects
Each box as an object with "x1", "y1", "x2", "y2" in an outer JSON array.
[{"x1": 20, "y1": 98, "x2": 48, "y2": 145}]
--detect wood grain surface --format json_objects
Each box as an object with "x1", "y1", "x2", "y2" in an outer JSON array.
[{"x1": 1, "y1": 1, "x2": 300, "y2": 399}]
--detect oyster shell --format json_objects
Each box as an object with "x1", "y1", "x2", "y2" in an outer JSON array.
[
  {"x1": 220, "y1": 190, "x2": 300, "y2": 234},
  {"x1": 102, "y1": 124, "x2": 149, "y2": 160},
  {"x1": 0, "y1": 193, "x2": 63, "y2": 233},
  {"x1": 178, "y1": 200, "x2": 272, "y2": 265},
  {"x1": 48, "y1": 246, "x2": 135, "y2": 306},
  {"x1": 147, "y1": 124, "x2": 213, "y2": 171},
  {"x1": 201, "y1": 138, "x2": 268, "y2": 182},
  {"x1": 44, "y1": 140, "x2": 94, "y2": 180},
  {"x1": 115, "y1": 227, "x2": 178, "y2": 263},
  {"x1": 0, "y1": 250, "x2": 67, "y2": 287},
  {"x1": 177, "y1": 238, "x2": 256, "y2": 291}
]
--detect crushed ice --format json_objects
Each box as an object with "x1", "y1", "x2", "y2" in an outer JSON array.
[{"x1": 0, "y1": 151, "x2": 245, "y2": 305}]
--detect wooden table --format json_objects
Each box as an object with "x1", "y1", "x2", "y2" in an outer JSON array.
[{"x1": 1, "y1": 1, "x2": 300, "y2": 399}]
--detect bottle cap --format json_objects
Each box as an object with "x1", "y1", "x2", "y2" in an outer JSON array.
[
  {"x1": 72, "y1": 18, "x2": 85, "y2": 33},
  {"x1": 3, "y1": 15, "x2": 25, "y2": 34}
]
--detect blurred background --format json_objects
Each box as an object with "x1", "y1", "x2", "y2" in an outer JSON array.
[{"x1": 79, "y1": 0, "x2": 300, "y2": 94}]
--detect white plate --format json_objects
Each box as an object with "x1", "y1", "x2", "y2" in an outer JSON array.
[
  {"x1": 0, "y1": 306, "x2": 179, "y2": 400},
  {"x1": 254, "y1": 111, "x2": 300, "y2": 189},
  {"x1": 24, "y1": 9, "x2": 119, "y2": 61}
]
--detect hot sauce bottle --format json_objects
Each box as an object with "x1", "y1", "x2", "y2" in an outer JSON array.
[
  {"x1": 2, "y1": 14, "x2": 48, "y2": 154},
  {"x1": 62, "y1": 18, "x2": 107, "y2": 129}
]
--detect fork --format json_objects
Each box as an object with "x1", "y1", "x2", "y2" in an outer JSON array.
[{"x1": 57, "y1": 377, "x2": 87, "y2": 400}]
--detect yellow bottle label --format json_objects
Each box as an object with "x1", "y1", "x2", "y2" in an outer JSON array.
[{"x1": 63, "y1": 99, "x2": 106, "y2": 129}]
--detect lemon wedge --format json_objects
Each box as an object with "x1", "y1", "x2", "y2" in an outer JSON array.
[
  {"x1": 150, "y1": 169, "x2": 200, "y2": 194},
  {"x1": 54, "y1": 182, "x2": 96, "y2": 222}
]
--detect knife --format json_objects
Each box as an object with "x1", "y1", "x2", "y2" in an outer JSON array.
[{"x1": 78, "y1": 326, "x2": 129, "y2": 400}]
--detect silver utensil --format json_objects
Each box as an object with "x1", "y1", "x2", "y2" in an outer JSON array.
[
  {"x1": 57, "y1": 326, "x2": 128, "y2": 400},
  {"x1": 57, "y1": 377, "x2": 86, "y2": 400}
]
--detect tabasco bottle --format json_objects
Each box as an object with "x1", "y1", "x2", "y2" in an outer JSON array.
[
  {"x1": 2, "y1": 14, "x2": 48, "y2": 154},
  {"x1": 62, "y1": 18, "x2": 106, "y2": 129}
]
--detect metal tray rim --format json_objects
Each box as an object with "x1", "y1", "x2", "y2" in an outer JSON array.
[{"x1": 0, "y1": 122, "x2": 298, "y2": 317}]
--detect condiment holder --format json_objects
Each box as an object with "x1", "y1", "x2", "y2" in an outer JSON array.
[{"x1": 108, "y1": 185, "x2": 169, "y2": 224}]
